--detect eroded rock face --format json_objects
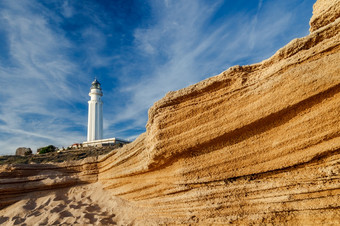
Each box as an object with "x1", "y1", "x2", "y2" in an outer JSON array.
[
  {"x1": 310, "y1": 0, "x2": 340, "y2": 32},
  {"x1": 0, "y1": 0, "x2": 339, "y2": 224},
  {"x1": 0, "y1": 158, "x2": 98, "y2": 209},
  {"x1": 97, "y1": 0, "x2": 340, "y2": 223}
]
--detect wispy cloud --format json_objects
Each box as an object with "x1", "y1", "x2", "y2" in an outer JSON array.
[
  {"x1": 0, "y1": 0, "x2": 86, "y2": 154},
  {"x1": 105, "y1": 0, "x2": 312, "y2": 139},
  {"x1": 61, "y1": 0, "x2": 74, "y2": 18}
]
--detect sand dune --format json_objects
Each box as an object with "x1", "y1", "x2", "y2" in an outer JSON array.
[{"x1": 0, "y1": 183, "x2": 138, "y2": 225}]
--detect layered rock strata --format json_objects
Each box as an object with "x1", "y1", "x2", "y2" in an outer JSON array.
[
  {"x1": 0, "y1": 158, "x2": 98, "y2": 209},
  {"x1": 0, "y1": 0, "x2": 339, "y2": 224},
  {"x1": 98, "y1": 0, "x2": 340, "y2": 223}
]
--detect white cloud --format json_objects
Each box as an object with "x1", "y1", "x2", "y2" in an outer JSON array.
[
  {"x1": 0, "y1": 0, "x2": 87, "y2": 154},
  {"x1": 62, "y1": 0, "x2": 74, "y2": 18}
]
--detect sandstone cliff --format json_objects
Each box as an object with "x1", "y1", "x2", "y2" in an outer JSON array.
[{"x1": 0, "y1": 0, "x2": 339, "y2": 224}]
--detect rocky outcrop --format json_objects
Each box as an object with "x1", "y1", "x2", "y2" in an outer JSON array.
[
  {"x1": 0, "y1": 0, "x2": 339, "y2": 224},
  {"x1": 310, "y1": 0, "x2": 340, "y2": 32},
  {"x1": 15, "y1": 147, "x2": 32, "y2": 156}
]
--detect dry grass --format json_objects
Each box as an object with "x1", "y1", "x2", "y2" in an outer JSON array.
[{"x1": 0, "y1": 144, "x2": 123, "y2": 165}]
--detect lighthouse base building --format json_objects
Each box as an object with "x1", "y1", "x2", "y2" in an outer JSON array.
[{"x1": 83, "y1": 137, "x2": 130, "y2": 147}]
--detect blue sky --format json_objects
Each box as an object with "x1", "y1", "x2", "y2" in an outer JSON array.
[{"x1": 0, "y1": 0, "x2": 315, "y2": 155}]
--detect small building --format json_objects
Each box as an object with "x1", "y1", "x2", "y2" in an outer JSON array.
[{"x1": 70, "y1": 143, "x2": 83, "y2": 149}]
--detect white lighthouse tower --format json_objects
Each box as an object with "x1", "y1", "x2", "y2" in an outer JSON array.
[{"x1": 87, "y1": 78, "x2": 103, "y2": 142}]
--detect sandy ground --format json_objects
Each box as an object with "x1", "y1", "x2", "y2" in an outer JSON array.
[{"x1": 0, "y1": 183, "x2": 138, "y2": 225}]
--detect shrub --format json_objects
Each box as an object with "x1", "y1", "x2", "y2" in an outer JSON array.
[{"x1": 38, "y1": 145, "x2": 57, "y2": 154}]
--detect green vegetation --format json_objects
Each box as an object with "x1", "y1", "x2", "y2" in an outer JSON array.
[
  {"x1": 0, "y1": 143, "x2": 124, "y2": 165},
  {"x1": 37, "y1": 145, "x2": 57, "y2": 154}
]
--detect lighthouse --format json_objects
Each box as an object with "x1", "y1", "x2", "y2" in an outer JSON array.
[
  {"x1": 87, "y1": 78, "x2": 103, "y2": 141},
  {"x1": 83, "y1": 78, "x2": 130, "y2": 147}
]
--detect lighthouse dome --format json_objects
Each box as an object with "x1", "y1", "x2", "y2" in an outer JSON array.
[{"x1": 91, "y1": 78, "x2": 101, "y2": 90}]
